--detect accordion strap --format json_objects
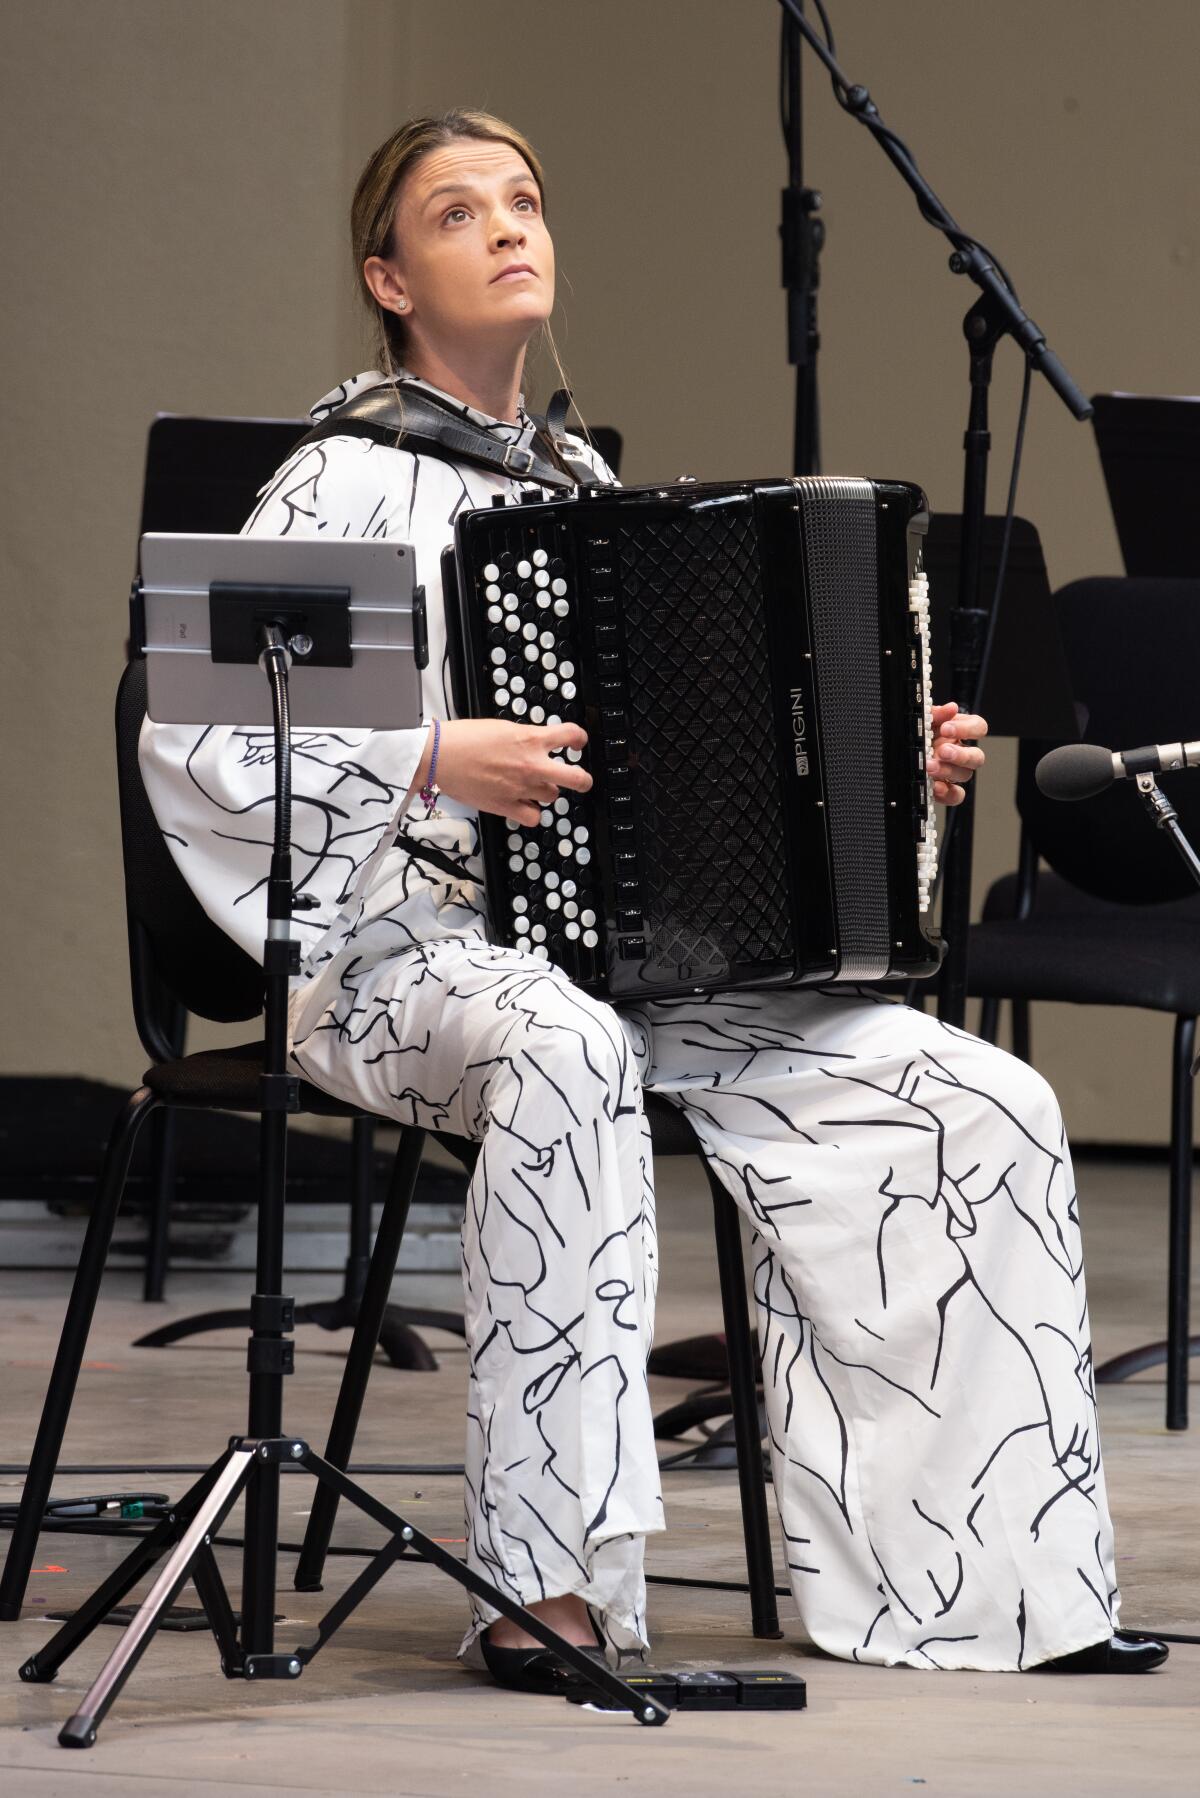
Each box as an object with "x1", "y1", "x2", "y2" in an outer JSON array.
[
  {"x1": 296, "y1": 382, "x2": 597, "y2": 491},
  {"x1": 392, "y1": 828, "x2": 476, "y2": 886}
]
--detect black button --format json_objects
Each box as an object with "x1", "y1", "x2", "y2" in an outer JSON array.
[
  {"x1": 519, "y1": 581, "x2": 534, "y2": 600},
  {"x1": 597, "y1": 653, "x2": 621, "y2": 675},
  {"x1": 619, "y1": 937, "x2": 647, "y2": 960},
  {"x1": 604, "y1": 736, "x2": 629, "y2": 763},
  {"x1": 499, "y1": 551, "x2": 515, "y2": 571},
  {"x1": 594, "y1": 622, "x2": 619, "y2": 645},
  {"x1": 615, "y1": 854, "x2": 638, "y2": 877},
  {"x1": 549, "y1": 557, "x2": 566, "y2": 575},
  {"x1": 602, "y1": 707, "x2": 627, "y2": 729},
  {"x1": 618, "y1": 909, "x2": 644, "y2": 932},
  {"x1": 588, "y1": 558, "x2": 616, "y2": 581},
  {"x1": 593, "y1": 591, "x2": 617, "y2": 611}
]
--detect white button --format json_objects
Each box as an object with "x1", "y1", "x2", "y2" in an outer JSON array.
[
  {"x1": 485, "y1": 582, "x2": 501, "y2": 602},
  {"x1": 573, "y1": 826, "x2": 589, "y2": 844},
  {"x1": 558, "y1": 840, "x2": 572, "y2": 857},
  {"x1": 530, "y1": 705, "x2": 545, "y2": 723},
  {"x1": 560, "y1": 682, "x2": 577, "y2": 701},
  {"x1": 495, "y1": 688, "x2": 509, "y2": 707},
  {"x1": 522, "y1": 621, "x2": 537, "y2": 641},
  {"x1": 546, "y1": 891, "x2": 561, "y2": 910},
  {"x1": 539, "y1": 809, "x2": 553, "y2": 827},
  {"x1": 531, "y1": 922, "x2": 547, "y2": 942},
  {"x1": 503, "y1": 593, "x2": 519, "y2": 612},
  {"x1": 517, "y1": 559, "x2": 532, "y2": 578},
  {"x1": 562, "y1": 879, "x2": 577, "y2": 897},
  {"x1": 487, "y1": 605, "x2": 502, "y2": 624},
  {"x1": 483, "y1": 562, "x2": 500, "y2": 581},
  {"x1": 524, "y1": 842, "x2": 539, "y2": 859},
  {"x1": 541, "y1": 649, "x2": 557, "y2": 668},
  {"x1": 580, "y1": 908, "x2": 596, "y2": 927},
  {"x1": 545, "y1": 870, "x2": 560, "y2": 889},
  {"x1": 582, "y1": 928, "x2": 599, "y2": 948},
  {"x1": 553, "y1": 598, "x2": 569, "y2": 617},
  {"x1": 512, "y1": 696, "x2": 528, "y2": 715},
  {"x1": 523, "y1": 644, "x2": 539, "y2": 662},
  {"x1": 505, "y1": 617, "x2": 519, "y2": 633},
  {"x1": 513, "y1": 915, "x2": 529, "y2": 935},
  {"x1": 577, "y1": 846, "x2": 592, "y2": 865},
  {"x1": 492, "y1": 669, "x2": 508, "y2": 687},
  {"x1": 556, "y1": 818, "x2": 571, "y2": 836},
  {"x1": 526, "y1": 861, "x2": 542, "y2": 882},
  {"x1": 547, "y1": 714, "x2": 562, "y2": 726},
  {"x1": 532, "y1": 943, "x2": 549, "y2": 961},
  {"x1": 505, "y1": 818, "x2": 521, "y2": 829},
  {"x1": 490, "y1": 646, "x2": 506, "y2": 665},
  {"x1": 533, "y1": 549, "x2": 549, "y2": 568},
  {"x1": 551, "y1": 578, "x2": 568, "y2": 596},
  {"x1": 554, "y1": 798, "x2": 571, "y2": 815},
  {"x1": 510, "y1": 675, "x2": 526, "y2": 693},
  {"x1": 512, "y1": 894, "x2": 528, "y2": 913},
  {"x1": 565, "y1": 745, "x2": 582, "y2": 761},
  {"x1": 563, "y1": 900, "x2": 579, "y2": 919},
  {"x1": 539, "y1": 631, "x2": 555, "y2": 649},
  {"x1": 507, "y1": 832, "x2": 523, "y2": 850},
  {"x1": 536, "y1": 593, "x2": 551, "y2": 610},
  {"x1": 534, "y1": 568, "x2": 550, "y2": 587},
  {"x1": 565, "y1": 921, "x2": 581, "y2": 941},
  {"x1": 508, "y1": 854, "x2": 523, "y2": 872},
  {"x1": 559, "y1": 661, "x2": 575, "y2": 679},
  {"x1": 544, "y1": 671, "x2": 559, "y2": 690}
]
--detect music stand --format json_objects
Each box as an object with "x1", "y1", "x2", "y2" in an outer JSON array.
[
  {"x1": 18, "y1": 540, "x2": 668, "y2": 1745},
  {"x1": 1090, "y1": 394, "x2": 1200, "y2": 578}
]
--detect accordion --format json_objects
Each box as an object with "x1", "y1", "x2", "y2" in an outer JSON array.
[{"x1": 444, "y1": 477, "x2": 942, "y2": 1001}]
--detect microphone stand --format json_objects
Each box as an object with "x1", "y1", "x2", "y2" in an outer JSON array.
[
  {"x1": 1133, "y1": 773, "x2": 1200, "y2": 892},
  {"x1": 781, "y1": 5, "x2": 824, "y2": 475},
  {"x1": 776, "y1": 0, "x2": 1092, "y2": 1025}
]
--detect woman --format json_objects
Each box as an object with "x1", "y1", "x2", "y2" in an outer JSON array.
[{"x1": 140, "y1": 110, "x2": 1163, "y2": 1684}]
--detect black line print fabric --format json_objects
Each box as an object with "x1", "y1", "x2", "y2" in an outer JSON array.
[{"x1": 140, "y1": 370, "x2": 1118, "y2": 1670}]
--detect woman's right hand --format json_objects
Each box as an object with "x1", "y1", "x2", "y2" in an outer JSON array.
[{"x1": 431, "y1": 718, "x2": 593, "y2": 827}]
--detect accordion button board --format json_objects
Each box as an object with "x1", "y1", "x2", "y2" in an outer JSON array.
[{"x1": 446, "y1": 478, "x2": 943, "y2": 1001}]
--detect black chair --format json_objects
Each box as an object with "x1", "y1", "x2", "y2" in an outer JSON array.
[
  {"x1": 1, "y1": 661, "x2": 780, "y2": 1637},
  {"x1": 967, "y1": 576, "x2": 1200, "y2": 1431}
]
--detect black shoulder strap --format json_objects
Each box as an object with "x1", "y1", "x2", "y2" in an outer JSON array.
[{"x1": 295, "y1": 382, "x2": 600, "y2": 492}]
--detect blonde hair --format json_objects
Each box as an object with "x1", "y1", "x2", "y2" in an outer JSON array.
[{"x1": 350, "y1": 109, "x2": 574, "y2": 410}]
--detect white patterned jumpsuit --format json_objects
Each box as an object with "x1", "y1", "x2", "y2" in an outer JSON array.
[{"x1": 140, "y1": 370, "x2": 1120, "y2": 1671}]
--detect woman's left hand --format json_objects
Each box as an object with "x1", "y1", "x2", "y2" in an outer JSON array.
[{"x1": 929, "y1": 702, "x2": 988, "y2": 806}]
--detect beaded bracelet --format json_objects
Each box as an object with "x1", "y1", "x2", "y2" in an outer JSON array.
[{"x1": 419, "y1": 716, "x2": 441, "y2": 814}]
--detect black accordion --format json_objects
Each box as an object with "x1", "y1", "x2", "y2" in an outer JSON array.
[{"x1": 444, "y1": 477, "x2": 942, "y2": 1001}]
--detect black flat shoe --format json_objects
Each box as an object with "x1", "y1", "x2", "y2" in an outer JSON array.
[
  {"x1": 1041, "y1": 1630, "x2": 1169, "y2": 1674},
  {"x1": 480, "y1": 1632, "x2": 606, "y2": 1695}
]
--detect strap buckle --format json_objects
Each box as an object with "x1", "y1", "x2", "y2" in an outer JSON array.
[{"x1": 502, "y1": 443, "x2": 535, "y2": 476}]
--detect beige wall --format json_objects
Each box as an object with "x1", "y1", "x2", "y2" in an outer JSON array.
[{"x1": 3, "y1": 0, "x2": 1198, "y2": 1144}]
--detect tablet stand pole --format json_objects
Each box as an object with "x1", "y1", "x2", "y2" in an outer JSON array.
[{"x1": 20, "y1": 615, "x2": 668, "y2": 1745}]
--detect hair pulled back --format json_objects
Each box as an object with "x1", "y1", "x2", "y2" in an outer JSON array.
[{"x1": 351, "y1": 109, "x2": 548, "y2": 377}]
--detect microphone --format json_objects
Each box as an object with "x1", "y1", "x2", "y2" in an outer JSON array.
[{"x1": 1036, "y1": 739, "x2": 1200, "y2": 802}]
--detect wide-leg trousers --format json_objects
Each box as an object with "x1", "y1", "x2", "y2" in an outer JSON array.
[{"x1": 290, "y1": 939, "x2": 1118, "y2": 1671}]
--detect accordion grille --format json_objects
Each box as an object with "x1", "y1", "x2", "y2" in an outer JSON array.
[
  {"x1": 616, "y1": 505, "x2": 792, "y2": 980},
  {"x1": 799, "y1": 477, "x2": 890, "y2": 978}
]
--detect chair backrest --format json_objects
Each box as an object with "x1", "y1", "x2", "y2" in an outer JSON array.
[
  {"x1": 116, "y1": 659, "x2": 264, "y2": 1040},
  {"x1": 1016, "y1": 576, "x2": 1200, "y2": 904}
]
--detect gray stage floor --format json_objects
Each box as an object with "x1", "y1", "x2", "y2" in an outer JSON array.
[{"x1": 0, "y1": 1152, "x2": 1197, "y2": 1795}]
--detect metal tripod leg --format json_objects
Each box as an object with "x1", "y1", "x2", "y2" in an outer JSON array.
[
  {"x1": 54, "y1": 1449, "x2": 254, "y2": 1749},
  {"x1": 708, "y1": 1171, "x2": 782, "y2": 1640},
  {"x1": 295, "y1": 1127, "x2": 426, "y2": 1591}
]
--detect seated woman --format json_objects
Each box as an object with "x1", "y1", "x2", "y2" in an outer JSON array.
[{"x1": 140, "y1": 109, "x2": 1164, "y2": 1686}]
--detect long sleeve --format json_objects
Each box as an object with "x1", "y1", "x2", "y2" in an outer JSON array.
[{"x1": 138, "y1": 435, "x2": 430, "y2": 967}]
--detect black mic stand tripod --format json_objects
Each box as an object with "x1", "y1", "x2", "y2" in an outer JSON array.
[
  {"x1": 776, "y1": 0, "x2": 1093, "y2": 1027},
  {"x1": 18, "y1": 614, "x2": 668, "y2": 1747}
]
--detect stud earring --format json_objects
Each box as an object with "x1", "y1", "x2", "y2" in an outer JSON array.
[{"x1": 396, "y1": 299, "x2": 407, "y2": 311}]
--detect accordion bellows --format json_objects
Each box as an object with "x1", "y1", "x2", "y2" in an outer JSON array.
[{"x1": 445, "y1": 477, "x2": 942, "y2": 1000}]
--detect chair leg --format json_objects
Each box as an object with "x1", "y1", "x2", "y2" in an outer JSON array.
[
  {"x1": 345, "y1": 1117, "x2": 375, "y2": 1310},
  {"x1": 978, "y1": 998, "x2": 1000, "y2": 1045},
  {"x1": 0, "y1": 1087, "x2": 160, "y2": 1620},
  {"x1": 142, "y1": 1107, "x2": 178, "y2": 1304},
  {"x1": 1011, "y1": 999, "x2": 1031, "y2": 1065},
  {"x1": 706, "y1": 1169, "x2": 782, "y2": 1640},
  {"x1": 294, "y1": 1126, "x2": 427, "y2": 1591},
  {"x1": 1167, "y1": 1016, "x2": 1195, "y2": 1431}
]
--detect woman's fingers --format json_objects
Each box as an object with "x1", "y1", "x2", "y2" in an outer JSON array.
[{"x1": 540, "y1": 721, "x2": 588, "y2": 754}]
